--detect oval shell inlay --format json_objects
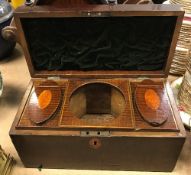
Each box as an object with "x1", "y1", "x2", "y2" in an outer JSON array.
[
  {"x1": 144, "y1": 89, "x2": 160, "y2": 110},
  {"x1": 38, "y1": 90, "x2": 52, "y2": 109}
]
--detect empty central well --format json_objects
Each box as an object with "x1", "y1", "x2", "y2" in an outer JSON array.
[{"x1": 69, "y1": 83, "x2": 125, "y2": 120}]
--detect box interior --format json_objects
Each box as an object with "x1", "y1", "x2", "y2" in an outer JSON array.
[
  {"x1": 16, "y1": 79, "x2": 178, "y2": 131},
  {"x1": 69, "y1": 83, "x2": 126, "y2": 119}
]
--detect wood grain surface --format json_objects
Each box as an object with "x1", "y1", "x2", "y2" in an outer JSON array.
[
  {"x1": 17, "y1": 79, "x2": 178, "y2": 132},
  {"x1": 60, "y1": 79, "x2": 134, "y2": 129},
  {"x1": 17, "y1": 80, "x2": 69, "y2": 129},
  {"x1": 135, "y1": 85, "x2": 168, "y2": 126},
  {"x1": 26, "y1": 80, "x2": 62, "y2": 124},
  {"x1": 131, "y1": 80, "x2": 178, "y2": 131},
  {"x1": 17, "y1": 80, "x2": 62, "y2": 125}
]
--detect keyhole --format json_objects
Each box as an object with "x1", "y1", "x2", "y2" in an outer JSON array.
[{"x1": 89, "y1": 138, "x2": 101, "y2": 149}]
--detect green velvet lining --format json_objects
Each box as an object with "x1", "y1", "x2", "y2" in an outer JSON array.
[{"x1": 21, "y1": 16, "x2": 177, "y2": 71}]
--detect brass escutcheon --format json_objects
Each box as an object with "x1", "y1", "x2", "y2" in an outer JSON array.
[{"x1": 89, "y1": 138, "x2": 101, "y2": 149}]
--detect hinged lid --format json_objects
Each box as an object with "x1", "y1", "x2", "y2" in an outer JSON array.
[{"x1": 14, "y1": 4, "x2": 184, "y2": 79}]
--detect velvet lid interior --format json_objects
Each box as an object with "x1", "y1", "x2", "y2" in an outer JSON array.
[{"x1": 21, "y1": 16, "x2": 177, "y2": 72}]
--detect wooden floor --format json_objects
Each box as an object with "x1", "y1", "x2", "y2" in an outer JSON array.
[{"x1": 0, "y1": 44, "x2": 191, "y2": 175}]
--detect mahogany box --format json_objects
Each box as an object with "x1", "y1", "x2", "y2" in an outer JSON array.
[{"x1": 10, "y1": 3, "x2": 186, "y2": 172}]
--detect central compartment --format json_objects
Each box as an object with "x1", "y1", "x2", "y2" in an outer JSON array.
[
  {"x1": 60, "y1": 79, "x2": 133, "y2": 129},
  {"x1": 69, "y1": 83, "x2": 125, "y2": 120}
]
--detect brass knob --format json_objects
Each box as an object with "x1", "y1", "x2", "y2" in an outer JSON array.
[
  {"x1": 1, "y1": 18, "x2": 19, "y2": 43},
  {"x1": 1, "y1": 26, "x2": 16, "y2": 42}
]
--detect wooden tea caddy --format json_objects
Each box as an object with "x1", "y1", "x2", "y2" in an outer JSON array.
[{"x1": 10, "y1": 3, "x2": 186, "y2": 172}]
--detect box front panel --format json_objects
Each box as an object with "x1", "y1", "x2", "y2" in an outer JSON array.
[{"x1": 11, "y1": 134, "x2": 185, "y2": 171}]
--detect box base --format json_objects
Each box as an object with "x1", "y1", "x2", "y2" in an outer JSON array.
[{"x1": 10, "y1": 79, "x2": 186, "y2": 172}]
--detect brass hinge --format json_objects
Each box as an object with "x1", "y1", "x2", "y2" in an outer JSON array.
[
  {"x1": 47, "y1": 76, "x2": 61, "y2": 81},
  {"x1": 137, "y1": 76, "x2": 150, "y2": 80}
]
